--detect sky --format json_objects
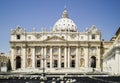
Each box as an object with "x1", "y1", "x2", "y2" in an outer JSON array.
[{"x1": 0, "y1": 0, "x2": 120, "y2": 53}]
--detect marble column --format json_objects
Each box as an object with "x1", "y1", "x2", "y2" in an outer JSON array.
[
  {"x1": 76, "y1": 47, "x2": 79, "y2": 68},
  {"x1": 41, "y1": 47, "x2": 44, "y2": 68},
  {"x1": 44, "y1": 47, "x2": 47, "y2": 69},
  {"x1": 58, "y1": 47, "x2": 61, "y2": 68},
  {"x1": 64, "y1": 47, "x2": 67, "y2": 68},
  {"x1": 84, "y1": 47, "x2": 88, "y2": 68},
  {"x1": 115, "y1": 49, "x2": 120, "y2": 74},
  {"x1": 68, "y1": 47, "x2": 70, "y2": 68},
  {"x1": 97, "y1": 47, "x2": 101, "y2": 70},
  {"x1": 11, "y1": 47, "x2": 15, "y2": 70},
  {"x1": 32, "y1": 47, "x2": 35, "y2": 68},
  {"x1": 50, "y1": 46, "x2": 53, "y2": 68},
  {"x1": 22, "y1": 47, "x2": 26, "y2": 69}
]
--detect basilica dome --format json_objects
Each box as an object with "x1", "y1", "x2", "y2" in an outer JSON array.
[{"x1": 52, "y1": 9, "x2": 78, "y2": 32}]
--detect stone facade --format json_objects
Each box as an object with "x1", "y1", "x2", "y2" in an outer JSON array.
[
  {"x1": 103, "y1": 27, "x2": 120, "y2": 75},
  {"x1": 0, "y1": 53, "x2": 9, "y2": 72},
  {"x1": 10, "y1": 9, "x2": 110, "y2": 73}
]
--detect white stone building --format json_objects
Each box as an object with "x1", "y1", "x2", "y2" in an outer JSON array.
[
  {"x1": 10, "y1": 9, "x2": 104, "y2": 73},
  {"x1": 0, "y1": 53, "x2": 9, "y2": 72},
  {"x1": 103, "y1": 28, "x2": 120, "y2": 75}
]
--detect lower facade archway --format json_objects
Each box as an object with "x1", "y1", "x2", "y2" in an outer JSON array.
[
  {"x1": 90, "y1": 56, "x2": 96, "y2": 68},
  {"x1": 16, "y1": 56, "x2": 21, "y2": 69}
]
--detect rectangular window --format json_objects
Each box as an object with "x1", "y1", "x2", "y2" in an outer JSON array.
[
  {"x1": 61, "y1": 62, "x2": 64, "y2": 68},
  {"x1": 53, "y1": 60, "x2": 58, "y2": 68},
  {"x1": 71, "y1": 60, "x2": 75, "y2": 68},
  {"x1": 37, "y1": 60, "x2": 41, "y2": 67},
  {"x1": 47, "y1": 62, "x2": 50, "y2": 68},
  {"x1": 17, "y1": 35, "x2": 20, "y2": 39},
  {"x1": 92, "y1": 34, "x2": 95, "y2": 39}
]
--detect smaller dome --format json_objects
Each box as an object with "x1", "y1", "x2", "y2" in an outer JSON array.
[{"x1": 52, "y1": 9, "x2": 78, "y2": 32}]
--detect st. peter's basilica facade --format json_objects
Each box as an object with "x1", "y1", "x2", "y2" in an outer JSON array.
[{"x1": 10, "y1": 9, "x2": 113, "y2": 73}]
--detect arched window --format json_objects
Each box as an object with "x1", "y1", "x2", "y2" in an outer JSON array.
[
  {"x1": 90, "y1": 56, "x2": 96, "y2": 68},
  {"x1": 16, "y1": 56, "x2": 21, "y2": 69}
]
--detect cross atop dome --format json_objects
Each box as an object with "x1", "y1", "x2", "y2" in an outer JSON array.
[{"x1": 62, "y1": 7, "x2": 69, "y2": 18}]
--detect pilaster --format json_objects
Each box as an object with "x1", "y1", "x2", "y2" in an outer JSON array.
[
  {"x1": 11, "y1": 48, "x2": 15, "y2": 70},
  {"x1": 76, "y1": 47, "x2": 79, "y2": 68},
  {"x1": 68, "y1": 47, "x2": 70, "y2": 68},
  {"x1": 32, "y1": 47, "x2": 35, "y2": 68},
  {"x1": 22, "y1": 47, "x2": 26, "y2": 69},
  {"x1": 44, "y1": 47, "x2": 47, "y2": 69},
  {"x1": 97, "y1": 47, "x2": 101, "y2": 70},
  {"x1": 64, "y1": 47, "x2": 67, "y2": 68},
  {"x1": 41, "y1": 47, "x2": 44, "y2": 68},
  {"x1": 115, "y1": 48, "x2": 120, "y2": 74},
  {"x1": 58, "y1": 47, "x2": 61, "y2": 68},
  {"x1": 50, "y1": 46, "x2": 53, "y2": 68},
  {"x1": 84, "y1": 47, "x2": 88, "y2": 68}
]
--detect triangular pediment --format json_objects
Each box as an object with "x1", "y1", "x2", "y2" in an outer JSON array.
[{"x1": 43, "y1": 36, "x2": 66, "y2": 42}]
